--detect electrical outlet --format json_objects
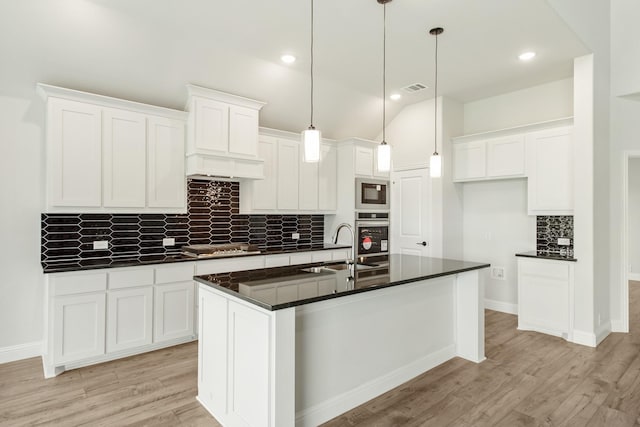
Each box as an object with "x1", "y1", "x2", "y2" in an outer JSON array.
[
  {"x1": 93, "y1": 240, "x2": 108, "y2": 250},
  {"x1": 292, "y1": 233, "x2": 300, "y2": 240},
  {"x1": 491, "y1": 267, "x2": 506, "y2": 280},
  {"x1": 558, "y1": 238, "x2": 571, "y2": 246},
  {"x1": 162, "y1": 238, "x2": 175, "y2": 247}
]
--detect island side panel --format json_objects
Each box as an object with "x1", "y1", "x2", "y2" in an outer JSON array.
[
  {"x1": 455, "y1": 269, "x2": 486, "y2": 363},
  {"x1": 197, "y1": 284, "x2": 296, "y2": 427},
  {"x1": 294, "y1": 276, "x2": 457, "y2": 427}
]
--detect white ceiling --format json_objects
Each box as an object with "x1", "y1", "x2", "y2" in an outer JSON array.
[{"x1": 0, "y1": 0, "x2": 588, "y2": 140}]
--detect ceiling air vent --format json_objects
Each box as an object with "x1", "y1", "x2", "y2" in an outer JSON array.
[{"x1": 402, "y1": 83, "x2": 428, "y2": 94}]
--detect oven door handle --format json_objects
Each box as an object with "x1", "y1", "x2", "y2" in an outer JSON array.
[{"x1": 356, "y1": 221, "x2": 390, "y2": 227}]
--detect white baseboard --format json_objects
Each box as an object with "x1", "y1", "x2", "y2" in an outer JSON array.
[
  {"x1": 628, "y1": 273, "x2": 640, "y2": 281},
  {"x1": 295, "y1": 345, "x2": 456, "y2": 427},
  {"x1": 610, "y1": 319, "x2": 628, "y2": 333},
  {"x1": 571, "y1": 329, "x2": 597, "y2": 347},
  {"x1": 484, "y1": 298, "x2": 518, "y2": 315},
  {"x1": 595, "y1": 321, "x2": 612, "y2": 345},
  {"x1": 0, "y1": 341, "x2": 42, "y2": 364}
]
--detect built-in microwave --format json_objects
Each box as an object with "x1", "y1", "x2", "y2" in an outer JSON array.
[{"x1": 355, "y1": 178, "x2": 390, "y2": 210}]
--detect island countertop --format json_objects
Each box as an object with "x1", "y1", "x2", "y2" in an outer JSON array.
[{"x1": 194, "y1": 254, "x2": 490, "y2": 311}]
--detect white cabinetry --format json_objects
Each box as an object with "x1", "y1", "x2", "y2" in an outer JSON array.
[
  {"x1": 240, "y1": 129, "x2": 337, "y2": 214},
  {"x1": 47, "y1": 98, "x2": 103, "y2": 207},
  {"x1": 517, "y1": 257, "x2": 574, "y2": 340},
  {"x1": 38, "y1": 83, "x2": 187, "y2": 213},
  {"x1": 44, "y1": 262, "x2": 196, "y2": 378},
  {"x1": 526, "y1": 126, "x2": 573, "y2": 215},
  {"x1": 53, "y1": 293, "x2": 106, "y2": 364},
  {"x1": 154, "y1": 281, "x2": 195, "y2": 343},
  {"x1": 277, "y1": 139, "x2": 300, "y2": 210},
  {"x1": 452, "y1": 135, "x2": 525, "y2": 182},
  {"x1": 185, "y1": 85, "x2": 265, "y2": 179},
  {"x1": 106, "y1": 287, "x2": 153, "y2": 352},
  {"x1": 352, "y1": 141, "x2": 390, "y2": 178}
]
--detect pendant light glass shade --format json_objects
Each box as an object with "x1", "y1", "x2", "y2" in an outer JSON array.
[
  {"x1": 302, "y1": 126, "x2": 321, "y2": 162},
  {"x1": 303, "y1": 0, "x2": 320, "y2": 163},
  {"x1": 377, "y1": 142, "x2": 391, "y2": 172},
  {"x1": 429, "y1": 27, "x2": 444, "y2": 178},
  {"x1": 430, "y1": 153, "x2": 441, "y2": 177}
]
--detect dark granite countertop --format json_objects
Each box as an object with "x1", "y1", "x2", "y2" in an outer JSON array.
[
  {"x1": 516, "y1": 250, "x2": 577, "y2": 262},
  {"x1": 195, "y1": 254, "x2": 490, "y2": 311},
  {"x1": 42, "y1": 243, "x2": 351, "y2": 273}
]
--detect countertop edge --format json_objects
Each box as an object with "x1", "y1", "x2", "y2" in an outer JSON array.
[
  {"x1": 515, "y1": 252, "x2": 577, "y2": 262},
  {"x1": 195, "y1": 262, "x2": 491, "y2": 311}
]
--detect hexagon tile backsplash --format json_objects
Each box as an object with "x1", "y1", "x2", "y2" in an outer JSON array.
[
  {"x1": 536, "y1": 215, "x2": 574, "y2": 254},
  {"x1": 41, "y1": 180, "x2": 324, "y2": 268}
]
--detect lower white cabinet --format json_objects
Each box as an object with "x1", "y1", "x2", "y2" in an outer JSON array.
[
  {"x1": 53, "y1": 293, "x2": 106, "y2": 365},
  {"x1": 106, "y1": 287, "x2": 153, "y2": 353},
  {"x1": 154, "y1": 281, "x2": 195, "y2": 343},
  {"x1": 517, "y1": 257, "x2": 574, "y2": 339}
]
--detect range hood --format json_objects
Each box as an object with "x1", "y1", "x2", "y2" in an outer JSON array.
[{"x1": 185, "y1": 84, "x2": 266, "y2": 180}]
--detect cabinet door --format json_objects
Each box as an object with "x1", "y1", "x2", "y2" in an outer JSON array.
[
  {"x1": 102, "y1": 108, "x2": 147, "y2": 208},
  {"x1": 453, "y1": 141, "x2": 486, "y2": 181},
  {"x1": 355, "y1": 146, "x2": 374, "y2": 177},
  {"x1": 277, "y1": 139, "x2": 300, "y2": 210},
  {"x1": 154, "y1": 281, "x2": 195, "y2": 343},
  {"x1": 252, "y1": 137, "x2": 278, "y2": 210},
  {"x1": 49, "y1": 98, "x2": 102, "y2": 207},
  {"x1": 106, "y1": 287, "x2": 153, "y2": 352},
  {"x1": 299, "y1": 145, "x2": 319, "y2": 211},
  {"x1": 318, "y1": 144, "x2": 337, "y2": 211},
  {"x1": 147, "y1": 116, "x2": 186, "y2": 209},
  {"x1": 527, "y1": 127, "x2": 573, "y2": 214},
  {"x1": 486, "y1": 135, "x2": 525, "y2": 178},
  {"x1": 229, "y1": 105, "x2": 259, "y2": 157},
  {"x1": 53, "y1": 293, "x2": 106, "y2": 364},
  {"x1": 374, "y1": 147, "x2": 391, "y2": 178},
  {"x1": 194, "y1": 97, "x2": 229, "y2": 153}
]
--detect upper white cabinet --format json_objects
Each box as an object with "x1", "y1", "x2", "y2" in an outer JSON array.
[
  {"x1": 47, "y1": 98, "x2": 103, "y2": 207},
  {"x1": 452, "y1": 135, "x2": 524, "y2": 182},
  {"x1": 38, "y1": 83, "x2": 188, "y2": 213},
  {"x1": 526, "y1": 126, "x2": 573, "y2": 215},
  {"x1": 240, "y1": 129, "x2": 337, "y2": 214},
  {"x1": 185, "y1": 85, "x2": 265, "y2": 179},
  {"x1": 351, "y1": 140, "x2": 390, "y2": 179}
]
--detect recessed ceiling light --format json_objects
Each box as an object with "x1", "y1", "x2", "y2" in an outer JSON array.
[
  {"x1": 518, "y1": 51, "x2": 536, "y2": 61},
  {"x1": 390, "y1": 93, "x2": 401, "y2": 101},
  {"x1": 281, "y1": 54, "x2": 296, "y2": 64}
]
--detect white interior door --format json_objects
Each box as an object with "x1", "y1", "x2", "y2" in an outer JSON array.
[{"x1": 391, "y1": 168, "x2": 431, "y2": 256}]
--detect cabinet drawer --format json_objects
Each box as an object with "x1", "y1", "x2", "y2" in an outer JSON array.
[
  {"x1": 155, "y1": 263, "x2": 195, "y2": 284},
  {"x1": 519, "y1": 260, "x2": 569, "y2": 280},
  {"x1": 196, "y1": 256, "x2": 265, "y2": 275},
  {"x1": 265, "y1": 254, "x2": 290, "y2": 268},
  {"x1": 311, "y1": 251, "x2": 333, "y2": 263},
  {"x1": 289, "y1": 253, "x2": 312, "y2": 265},
  {"x1": 109, "y1": 268, "x2": 154, "y2": 290},
  {"x1": 50, "y1": 273, "x2": 107, "y2": 296}
]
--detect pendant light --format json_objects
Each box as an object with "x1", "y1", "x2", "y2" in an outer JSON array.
[
  {"x1": 429, "y1": 27, "x2": 443, "y2": 178},
  {"x1": 376, "y1": 0, "x2": 392, "y2": 173},
  {"x1": 302, "y1": 0, "x2": 320, "y2": 163}
]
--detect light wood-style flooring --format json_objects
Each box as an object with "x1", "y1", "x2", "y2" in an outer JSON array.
[{"x1": 1, "y1": 282, "x2": 639, "y2": 426}]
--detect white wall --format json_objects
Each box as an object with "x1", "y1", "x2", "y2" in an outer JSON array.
[
  {"x1": 463, "y1": 78, "x2": 574, "y2": 135},
  {"x1": 0, "y1": 93, "x2": 45, "y2": 361},
  {"x1": 628, "y1": 159, "x2": 640, "y2": 276},
  {"x1": 462, "y1": 180, "x2": 535, "y2": 310}
]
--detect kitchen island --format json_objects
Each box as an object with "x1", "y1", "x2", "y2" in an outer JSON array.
[{"x1": 195, "y1": 254, "x2": 489, "y2": 427}]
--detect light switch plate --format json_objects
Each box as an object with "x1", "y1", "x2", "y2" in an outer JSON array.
[
  {"x1": 558, "y1": 238, "x2": 571, "y2": 246},
  {"x1": 292, "y1": 233, "x2": 300, "y2": 240},
  {"x1": 491, "y1": 267, "x2": 505, "y2": 280},
  {"x1": 162, "y1": 238, "x2": 176, "y2": 247},
  {"x1": 93, "y1": 240, "x2": 108, "y2": 250}
]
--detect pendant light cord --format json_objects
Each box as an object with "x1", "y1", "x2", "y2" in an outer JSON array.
[
  {"x1": 382, "y1": 2, "x2": 387, "y2": 143},
  {"x1": 310, "y1": 0, "x2": 315, "y2": 128},
  {"x1": 433, "y1": 29, "x2": 438, "y2": 155}
]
